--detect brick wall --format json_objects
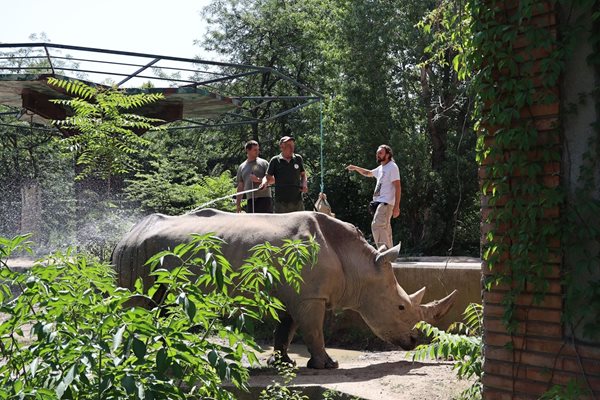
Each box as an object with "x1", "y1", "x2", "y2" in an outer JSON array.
[{"x1": 480, "y1": 1, "x2": 600, "y2": 399}]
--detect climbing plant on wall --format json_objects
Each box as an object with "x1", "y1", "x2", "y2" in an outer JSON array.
[
  {"x1": 559, "y1": 1, "x2": 600, "y2": 341},
  {"x1": 469, "y1": 0, "x2": 599, "y2": 338},
  {"x1": 472, "y1": 0, "x2": 565, "y2": 331},
  {"x1": 423, "y1": 0, "x2": 599, "y2": 395}
]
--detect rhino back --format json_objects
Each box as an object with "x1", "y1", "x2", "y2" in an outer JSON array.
[
  {"x1": 112, "y1": 213, "x2": 173, "y2": 291},
  {"x1": 112, "y1": 209, "x2": 374, "y2": 308}
]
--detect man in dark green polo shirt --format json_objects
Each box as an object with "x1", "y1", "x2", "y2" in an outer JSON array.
[{"x1": 259, "y1": 136, "x2": 308, "y2": 213}]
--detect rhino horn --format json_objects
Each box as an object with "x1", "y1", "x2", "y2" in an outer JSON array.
[
  {"x1": 420, "y1": 290, "x2": 458, "y2": 323},
  {"x1": 409, "y1": 286, "x2": 427, "y2": 305},
  {"x1": 374, "y1": 243, "x2": 401, "y2": 267}
]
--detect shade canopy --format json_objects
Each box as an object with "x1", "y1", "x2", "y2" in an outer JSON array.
[
  {"x1": 0, "y1": 73, "x2": 239, "y2": 128},
  {"x1": 0, "y1": 43, "x2": 322, "y2": 134}
]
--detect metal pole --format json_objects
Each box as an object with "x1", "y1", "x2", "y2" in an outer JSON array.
[{"x1": 320, "y1": 99, "x2": 324, "y2": 193}]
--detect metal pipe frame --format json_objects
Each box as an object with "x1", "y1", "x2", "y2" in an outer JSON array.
[{"x1": 0, "y1": 43, "x2": 325, "y2": 129}]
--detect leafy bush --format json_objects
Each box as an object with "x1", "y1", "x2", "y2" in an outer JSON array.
[
  {"x1": 411, "y1": 303, "x2": 483, "y2": 400},
  {"x1": 0, "y1": 233, "x2": 318, "y2": 399},
  {"x1": 257, "y1": 358, "x2": 309, "y2": 400},
  {"x1": 539, "y1": 380, "x2": 591, "y2": 399},
  {"x1": 125, "y1": 167, "x2": 237, "y2": 215},
  {"x1": 47, "y1": 77, "x2": 165, "y2": 181}
]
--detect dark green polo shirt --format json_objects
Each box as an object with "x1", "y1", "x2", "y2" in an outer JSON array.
[{"x1": 267, "y1": 154, "x2": 305, "y2": 204}]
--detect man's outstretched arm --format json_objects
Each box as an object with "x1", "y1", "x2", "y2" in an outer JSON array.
[{"x1": 346, "y1": 164, "x2": 373, "y2": 177}]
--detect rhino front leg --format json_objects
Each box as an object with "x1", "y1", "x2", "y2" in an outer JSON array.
[
  {"x1": 268, "y1": 312, "x2": 298, "y2": 366},
  {"x1": 296, "y1": 299, "x2": 339, "y2": 369}
]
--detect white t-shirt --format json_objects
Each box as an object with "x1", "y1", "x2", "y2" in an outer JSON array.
[{"x1": 371, "y1": 160, "x2": 400, "y2": 205}]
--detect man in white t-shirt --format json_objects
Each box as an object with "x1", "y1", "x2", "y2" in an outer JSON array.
[{"x1": 346, "y1": 144, "x2": 401, "y2": 249}]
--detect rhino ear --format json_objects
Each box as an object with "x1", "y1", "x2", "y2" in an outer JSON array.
[{"x1": 375, "y1": 243, "x2": 401, "y2": 268}]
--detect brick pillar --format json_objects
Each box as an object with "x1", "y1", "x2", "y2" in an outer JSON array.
[{"x1": 480, "y1": 1, "x2": 600, "y2": 399}]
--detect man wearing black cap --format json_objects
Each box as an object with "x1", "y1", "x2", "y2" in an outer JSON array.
[{"x1": 259, "y1": 136, "x2": 308, "y2": 213}]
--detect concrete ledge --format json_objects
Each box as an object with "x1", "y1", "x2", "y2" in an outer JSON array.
[{"x1": 393, "y1": 257, "x2": 482, "y2": 329}]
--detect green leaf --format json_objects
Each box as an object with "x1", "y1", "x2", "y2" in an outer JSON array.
[
  {"x1": 29, "y1": 357, "x2": 40, "y2": 378},
  {"x1": 137, "y1": 381, "x2": 146, "y2": 399},
  {"x1": 207, "y1": 349, "x2": 218, "y2": 366},
  {"x1": 452, "y1": 53, "x2": 460, "y2": 72},
  {"x1": 156, "y1": 347, "x2": 169, "y2": 375},
  {"x1": 121, "y1": 375, "x2": 136, "y2": 395},
  {"x1": 132, "y1": 337, "x2": 147, "y2": 361},
  {"x1": 112, "y1": 324, "x2": 127, "y2": 353},
  {"x1": 186, "y1": 298, "x2": 197, "y2": 321},
  {"x1": 56, "y1": 381, "x2": 68, "y2": 399},
  {"x1": 56, "y1": 364, "x2": 76, "y2": 398},
  {"x1": 63, "y1": 365, "x2": 76, "y2": 386}
]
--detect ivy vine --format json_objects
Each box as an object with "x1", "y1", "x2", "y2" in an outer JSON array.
[
  {"x1": 418, "y1": 2, "x2": 599, "y2": 394},
  {"x1": 460, "y1": 0, "x2": 599, "y2": 396},
  {"x1": 471, "y1": 0, "x2": 599, "y2": 339},
  {"x1": 463, "y1": 0, "x2": 600, "y2": 386},
  {"x1": 472, "y1": 0, "x2": 562, "y2": 332}
]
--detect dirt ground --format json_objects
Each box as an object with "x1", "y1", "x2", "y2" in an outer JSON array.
[{"x1": 250, "y1": 344, "x2": 473, "y2": 400}]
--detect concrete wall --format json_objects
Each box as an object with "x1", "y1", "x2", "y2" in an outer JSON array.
[
  {"x1": 561, "y1": 3, "x2": 600, "y2": 344},
  {"x1": 393, "y1": 257, "x2": 482, "y2": 329}
]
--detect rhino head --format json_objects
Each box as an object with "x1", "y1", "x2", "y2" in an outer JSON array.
[{"x1": 356, "y1": 245, "x2": 457, "y2": 350}]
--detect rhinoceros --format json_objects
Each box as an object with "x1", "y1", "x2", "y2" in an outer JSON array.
[{"x1": 112, "y1": 209, "x2": 457, "y2": 369}]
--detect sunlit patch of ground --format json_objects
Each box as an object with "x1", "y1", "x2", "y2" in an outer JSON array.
[{"x1": 250, "y1": 344, "x2": 474, "y2": 400}]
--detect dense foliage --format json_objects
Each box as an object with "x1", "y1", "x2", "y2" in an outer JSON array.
[
  {"x1": 0, "y1": 233, "x2": 318, "y2": 399},
  {"x1": 47, "y1": 77, "x2": 165, "y2": 183}
]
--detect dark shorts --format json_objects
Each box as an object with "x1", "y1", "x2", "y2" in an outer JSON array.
[
  {"x1": 245, "y1": 197, "x2": 273, "y2": 213},
  {"x1": 274, "y1": 199, "x2": 305, "y2": 213}
]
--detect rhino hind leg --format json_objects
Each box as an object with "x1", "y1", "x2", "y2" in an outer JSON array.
[
  {"x1": 268, "y1": 312, "x2": 298, "y2": 366},
  {"x1": 296, "y1": 300, "x2": 339, "y2": 370},
  {"x1": 307, "y1": 356, "x2": 338, "y2": 369}
]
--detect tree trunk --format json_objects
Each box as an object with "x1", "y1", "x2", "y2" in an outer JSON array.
[
  {"x1": 420, "y1": 64, "x2": 447, "y2": 171},
  {"x1": 20, "y1": 179, "x2": 42, "y2": 238}
]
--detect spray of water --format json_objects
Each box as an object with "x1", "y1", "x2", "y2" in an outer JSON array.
[{"x1": 186, "y1": 187, "x2": 261, "y2": 214}]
